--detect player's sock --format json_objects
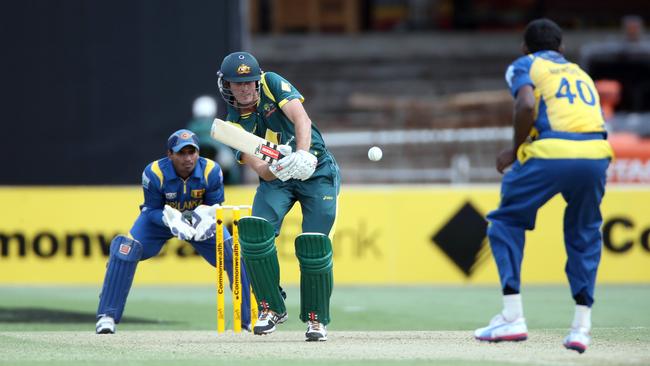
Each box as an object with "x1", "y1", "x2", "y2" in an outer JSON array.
[
  {"x1": 238, "y1": 216, "x2": 286, "y2": 315},
  {"x1": 295, "y1": 233, "x2": 333, "y2": 326},
  {"x1": 502, "y1": 294, "x2": 523, "y2": 321},
  {"x1": 572, "y1": 305, "x2": 592, "y2": 330}
]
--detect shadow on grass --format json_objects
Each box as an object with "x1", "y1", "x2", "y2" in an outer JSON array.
[{"x1": 0, "y1": 307, "x2": 176, "y2": 324}]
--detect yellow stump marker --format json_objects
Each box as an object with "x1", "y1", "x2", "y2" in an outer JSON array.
[
  {"x1": 232, "y1": 208, "x2": 242, "y2": 333},
  {"x1": 215, "y1": 205, "x2": 255, "y2": 334},
  {"x1": 216, "y1": 207, "x2": 225, "y2": 334}
]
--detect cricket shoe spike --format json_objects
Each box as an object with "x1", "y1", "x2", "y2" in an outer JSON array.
[
  {"x1": 474, "y1": 313, "x2": 528, "y2": 342},
  {"x1": 305, "y1": 320, "x2": 328, "y2": 342},
  {"x1": 95, "y1": 315, "x2": 116, "y2": 334},
  {"x1": 253, "y1": 309, "x2": 288, "y2": 335},
  {"x1": 563, "y1": 327, "x2": 590, "y2": 354}
]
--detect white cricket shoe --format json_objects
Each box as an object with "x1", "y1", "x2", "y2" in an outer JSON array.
[
  {"x1": 474, "y1": 313, "x2": 528, "y2": 342},
  {"x1": 305, "y1": 320, "x2": 327, "y2": 342},
  {"x1": 253, "y1": 309, "x2": 287, "y2": 335},
  {"x1": 95, "y1": 315, "x2": 115, "y2": 334},
  {"x1": 563, "y1": 327, "x2": 590, "y2": 353}
]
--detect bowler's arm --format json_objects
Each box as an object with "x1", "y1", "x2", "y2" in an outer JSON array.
[
  {"x1": 497, "y1": 85, "x2": 536, "y2": 173},
  {"x1": 512, "y1": 85, "x2": 536, "y2": 154}
]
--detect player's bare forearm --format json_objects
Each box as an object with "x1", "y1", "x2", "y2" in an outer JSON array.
[
  {"x1": 242, "y1": 153, "x2": 277, "y2": 181},
  {"x1": 496, "y1": 85, "x2": 536, "y2": 174},
  {"x1": 512, "y1": 85, "x2": 536, "y2": 153},
  {"x1": 281, "y1": 99, "x2": 312, "y2": 151}
]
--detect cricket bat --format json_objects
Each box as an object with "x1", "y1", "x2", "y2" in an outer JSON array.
[{"x1": 210, "y1": 118, "x2": 283, "y2": 164}]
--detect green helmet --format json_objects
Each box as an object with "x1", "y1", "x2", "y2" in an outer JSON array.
[
  {"x1": 217, "y1": 51, "x2": 262, "y2": 107},
  {"x1": 219, "y1": 51, "x2": 262, "y2": 82}
]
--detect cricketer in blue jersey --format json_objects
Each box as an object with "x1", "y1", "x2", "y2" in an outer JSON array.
[
  {"x1": 474, "y1": 19, "x2": 614, "y2": 354},
  {"x1": 95, "y1": 129, "x2": 251, "y2": 334},
  {"x1": 215, "y1": 51, "x2": 340, "y2": 341}
]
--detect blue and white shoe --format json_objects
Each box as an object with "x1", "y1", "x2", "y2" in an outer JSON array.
[
  {"x1": 474, "y1": 313, "x2": 528, "y2": 342},
  {"x1": 95, "y1": 315, "x2": 115, "y2": 334},
  {"x1": 563, "y1": 327, "x2": 590, "y2": 353}
]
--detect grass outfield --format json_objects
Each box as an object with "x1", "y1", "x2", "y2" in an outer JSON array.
[{"x1": 0, "y1": 285, "x2": 648, "y2": 365}]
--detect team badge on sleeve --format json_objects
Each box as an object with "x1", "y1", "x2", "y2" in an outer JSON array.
[{"x1": 281, "y1": 81, "x2": 291, "y2": 92}]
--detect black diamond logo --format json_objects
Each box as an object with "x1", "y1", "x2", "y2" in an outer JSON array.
[{"x1": 431, "y1": 201, "x2": 489, "y2": 277}]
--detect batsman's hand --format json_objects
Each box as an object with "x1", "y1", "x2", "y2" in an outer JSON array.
[
  {"x1": 269, "y1": 144, "x2": 297, "y2": 182},
  {"x1": 162, "y1": 205, "x2": 196, "y2": 241},
  {"x1": 291, "y1": 150, "x2": 318, "y2": 181},
  {"x1": 191, "y1": 204, "x2": 219, "y2": 241}
]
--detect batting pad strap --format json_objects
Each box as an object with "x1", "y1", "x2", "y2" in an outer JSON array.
[
  {"x1": 295, "y1": 233, "x2": 333, "y2": 325},
  {"x1": 97, "y1": 236, "x2": 143, "y2": 323},
  {"x1": 238, "y1": 216, "x2": 286, "y2": 314}
]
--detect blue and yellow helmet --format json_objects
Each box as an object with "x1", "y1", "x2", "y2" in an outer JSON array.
[{"x1": 217, "y1": 51, "x2": 262, "y2": 107}]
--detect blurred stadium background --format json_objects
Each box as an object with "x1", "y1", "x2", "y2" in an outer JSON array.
[{"x1": 1, "y1": 1, "x2": 649, "y2": 364}]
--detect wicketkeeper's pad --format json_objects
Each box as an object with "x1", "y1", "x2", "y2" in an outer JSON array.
[{"x1": 96, "y1": 235, "x2": 143, "y2": 323}]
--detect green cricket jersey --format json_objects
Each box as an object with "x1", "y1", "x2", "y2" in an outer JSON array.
[{"x1": 224, "y1": 72, "x2": 328, "y2": 161}]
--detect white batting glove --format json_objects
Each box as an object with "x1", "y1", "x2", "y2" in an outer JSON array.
[
  {"x1": 162, "y1": 205, "x2": 196, "y2": 241},
  {"x1": 190, "y1": 204, "x2": 220, "y2": 241},
  {"x1": 291, "y1": 150, "x2": 318, "y2": 181},
  {"x1": 268, "y1": 144, "x2": 297, "y2": 182}
]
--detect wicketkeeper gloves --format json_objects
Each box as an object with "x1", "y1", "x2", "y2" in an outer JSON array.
[
  {"x1": 191, "y1": 204, "x2": 220, "y2": 241},
  {"x1": 162, "y1": 205, "x2": 196, "y2": 241}
]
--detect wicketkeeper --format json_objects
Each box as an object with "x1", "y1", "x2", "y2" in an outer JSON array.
[{"x1": 95, "y1": 129, "x2": 252, "y2": 334}]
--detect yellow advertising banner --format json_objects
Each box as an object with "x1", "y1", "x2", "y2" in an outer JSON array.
[{"x1": 0, "y1": 186, "x2": 648, "y2": 284}]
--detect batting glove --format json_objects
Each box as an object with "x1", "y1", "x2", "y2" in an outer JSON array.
[
  {"x1": 269, "y1": 144, "x2": 297, "y2": 182},
  {"x1": 291, "y1": 150, "x2": 318, "y2": 181},
  {"x1": 162, "y1": 205, "x2": 196, "y2": 241}
]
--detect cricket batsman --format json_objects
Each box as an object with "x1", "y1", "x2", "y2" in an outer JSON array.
[
  {"x1": 215, "y1": 51, "x2": 341, "y2": 341},
  {"x1": 95, "y1": 129, "x2": 252, "y2": 333}
]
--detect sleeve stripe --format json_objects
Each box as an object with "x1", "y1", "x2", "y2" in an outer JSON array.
[
  {"x1": 278, "y1": 95, "x2": 305, "y2": 108},
  {"x1": 151, "y1": 160, "x2": 164, "y2": 188},
  {"x1": 261, "y1": 73, "x2": 276, "y2": 102},
  {"x1": 203, "y1": 159, "x2": 216, "y2": 185}
]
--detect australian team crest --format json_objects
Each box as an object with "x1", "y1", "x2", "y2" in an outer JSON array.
[
  {"x1": 237, "y1": 64, "x2": 251, "y2": 75},
  {"x1": 263, "y1": 103, "x2": 277, "y2": 118}
]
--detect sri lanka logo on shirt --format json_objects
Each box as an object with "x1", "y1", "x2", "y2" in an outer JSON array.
[
  {"x1": 237, "y1": 64, "x2": 251, "y2": 75},
  {"x1": 165, "y1": 192, "x2": 177, "y2": 200},
  {"x1": 191, "y1": 189, "x2": 205, "y2": 198}
]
